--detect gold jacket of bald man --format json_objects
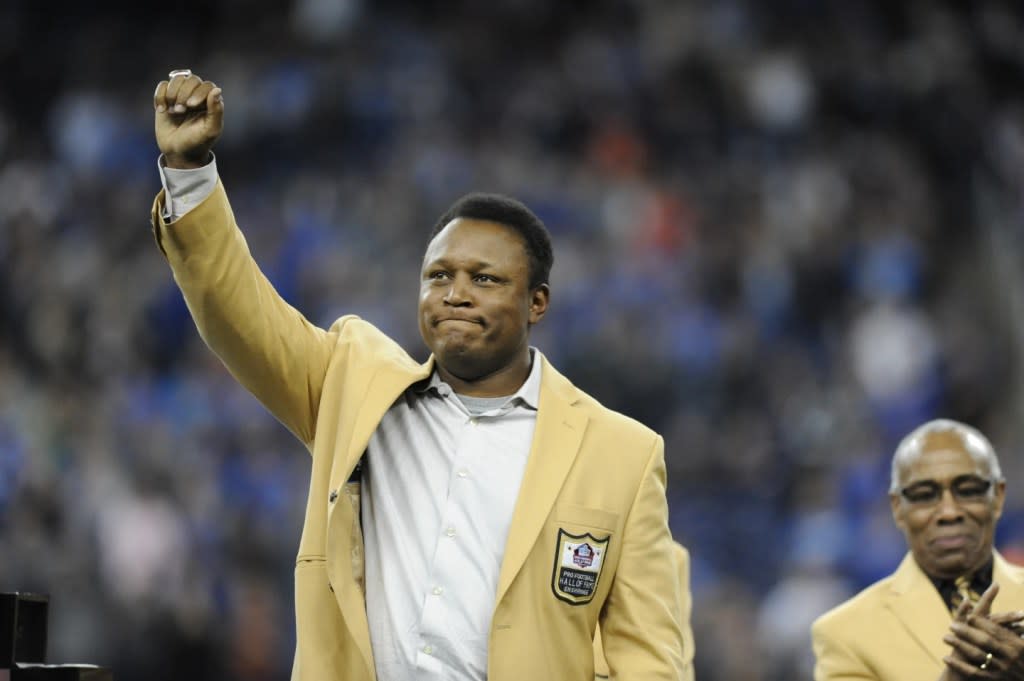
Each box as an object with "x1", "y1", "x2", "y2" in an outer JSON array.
[{"x1": 812, "y1": 419, "x2": 1024, "y2": 681}]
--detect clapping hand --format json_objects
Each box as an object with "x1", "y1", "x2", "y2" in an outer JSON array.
[{"x1": 943, "y1": 584, "x2": 1024, "y2": 680}]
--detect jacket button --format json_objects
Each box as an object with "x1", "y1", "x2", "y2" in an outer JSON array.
[{"x1": 329, "y1": 489, "x2": 338, "y2": 503}]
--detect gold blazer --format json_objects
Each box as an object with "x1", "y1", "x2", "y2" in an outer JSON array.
[
  {"x1": 812, "y1": 551, "x2": 1024, "y2": 681},
  {"x1": 151, "y1": 182, "x2": 693, "y2": 681}
]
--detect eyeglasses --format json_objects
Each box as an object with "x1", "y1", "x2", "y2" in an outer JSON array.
[{"x1": 899, "y1": 475, "x2": 994, "y2": 506}]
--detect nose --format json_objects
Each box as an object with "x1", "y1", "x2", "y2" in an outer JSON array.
[
  {"x1": 935, "y1": 488, "x2": 965, "y2": 523},
  {"x1": 443, "y1": 274, "x2": 472, "y2": 306}
]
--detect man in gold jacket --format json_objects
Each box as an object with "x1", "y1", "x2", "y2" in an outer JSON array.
[
  {"x1": 150, "y1": 72, "x2": 692, "y2": 681},
  {"x1": 812, "y1": 419, "x2": 1024, "y2": 681}
]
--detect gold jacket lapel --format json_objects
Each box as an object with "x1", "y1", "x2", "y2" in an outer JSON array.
[
  {"x1": 326, "y1": 358, "x2": 433, "y2": 496},
  {"x1": 495, "y1": 355, "x2": 589, "y2": 604},
  {"x1": 322, "y1": 356, "x2": 433, "y2": 679},
  {"x1": 884, "y1": 553, "x2": 952, "y2": 664},
  {"x1": 992, "y1": 551, "x2": 1024, "y2": 611}
]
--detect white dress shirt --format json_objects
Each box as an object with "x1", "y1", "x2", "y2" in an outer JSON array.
[{"x1": 363, "y1": 359, "x2": 540, "y2": 681}]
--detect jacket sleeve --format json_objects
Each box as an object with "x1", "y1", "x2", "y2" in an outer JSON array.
[
  {"x1": 594, "y1": 542, "x2": 694, "y2": 680},
  {"x1": 151, "y1": 182, "x2": 335, "y2": 449},
  {"x1": 598, "y1": 435, "x2": 694, "y2": 680}
]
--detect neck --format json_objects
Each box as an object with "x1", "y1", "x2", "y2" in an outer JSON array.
[{"x1": 437, "y1": 349, "x2": 533, "y2": 397}]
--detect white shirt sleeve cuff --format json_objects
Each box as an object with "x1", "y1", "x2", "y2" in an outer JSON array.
[{"x1": 158, "y1": 153, "x2": 219, "y2": 221}]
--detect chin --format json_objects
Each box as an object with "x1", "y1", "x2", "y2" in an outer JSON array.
[
  {"x1": 930, "y1": 553, "x2": 983, "y2": 577},
  {"x1": 434, "y1": 337, "x2": 474, "y2": 360},
  {"x1": 435, "y1": 346, "x2": 485, "y2": 376}
]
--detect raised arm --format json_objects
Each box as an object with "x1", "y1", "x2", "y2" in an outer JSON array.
[{"x1": 151, "y1": 72, "x2": 335, "y2": 447}]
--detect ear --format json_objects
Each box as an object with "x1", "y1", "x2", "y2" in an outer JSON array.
[
  {"x1": 992, "y1": 479, "x2": 1007, "y2": 521},
  {"x1": 890, "y1": 492, "x2": 906, "y2": 531},
  {"x1": 528, "y1": 283, "x2": 550, "y2": 325}
]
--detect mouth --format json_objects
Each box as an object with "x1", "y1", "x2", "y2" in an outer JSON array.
[
  {"x1": 435, "y1": 317, "x2": 483, "y2": 327},
  {"x1": 931, "y1": 535, "x2": 971, "y2": 550}
]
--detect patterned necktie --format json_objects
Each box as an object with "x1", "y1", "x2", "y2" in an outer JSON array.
[{"x1": 950, "y1": 574, "x2": 981, "y2": 613}]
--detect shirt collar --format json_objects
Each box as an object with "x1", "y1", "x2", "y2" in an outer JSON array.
[{"x1": 415, "y1": 348, "x2": 542, "y2": 410}]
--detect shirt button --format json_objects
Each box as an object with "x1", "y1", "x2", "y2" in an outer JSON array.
[
  {"x1": 432, "y1": 586, "x2": 444, "y2": 595},
  {"x1": 423, "y1": 645, "x2": 433, "y2": 655},
  {"x1": 445, "y1": 527, "x2": 456, "y2": 537},
  {"x1": 457, "y1": 469, "x2": 469, "y2": 478},
  {"x1": 469, "y1": 418, "x2": 478, "y2": 426}
]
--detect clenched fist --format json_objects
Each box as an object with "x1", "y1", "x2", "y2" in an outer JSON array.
[{"x1": 153, "y1": 70, "x2": 224, "y2": 169}]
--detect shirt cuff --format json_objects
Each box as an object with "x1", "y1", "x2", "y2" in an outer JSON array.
[{"x1": 158, "y1": 153, "x2": 219, "y2": 221}]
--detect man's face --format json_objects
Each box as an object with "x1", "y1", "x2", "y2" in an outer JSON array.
[
  {"x1": 890, "y1": 432, "x2": 1006, "y2": 580},
  {"x1": 418, "y1": 217, "x2": 548, "y2": 387}
]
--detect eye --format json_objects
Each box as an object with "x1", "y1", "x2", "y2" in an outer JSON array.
[
  {"x1": 428, "y1": 271, "x2": 450, "y2": 281},
  {"x1": 474, "y1": 274, "x2": 498, "y2": 284},
  {"x1": 902, "y1": 484, "x2": 940, "y2": 504},
  {"x1": 953, "y1": 479, "x2": 991, "y2": 499}
]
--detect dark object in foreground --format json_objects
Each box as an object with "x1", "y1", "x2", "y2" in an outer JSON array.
[{"x1": 0, "y1": 593, "x2": 112, "y2": 680}]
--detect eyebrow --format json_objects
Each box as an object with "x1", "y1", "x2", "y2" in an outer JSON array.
[
  {"x1": 902, "y1": 474, "x2": 987, "y2": 488},
  {"x1": 424, "y1": 256, "x2": 499, "y2": 270}
]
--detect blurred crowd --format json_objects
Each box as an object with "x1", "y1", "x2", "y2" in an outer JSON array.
[{"x1": 3, "y1": 1, "x2": 1024, "y2": 679}]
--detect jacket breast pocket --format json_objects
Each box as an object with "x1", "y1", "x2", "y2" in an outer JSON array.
[{"x1": 555, "y1": 504, "x2": 620, "y2": 534}]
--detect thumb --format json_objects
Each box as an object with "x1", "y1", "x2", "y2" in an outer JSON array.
[
  {"x1": 953, "y1": 596, "x2": 972, "y2": 623},
  {"x1": 206, "y1": 87, "x2": 225, "y2": 132},
  {"x1": 970, "y1": 582, "x2": 1000, "y2": 618}
]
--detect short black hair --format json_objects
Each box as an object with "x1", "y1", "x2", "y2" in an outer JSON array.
[{"x1": 430, "y1": 192, "x2": 554, "y2": 290}]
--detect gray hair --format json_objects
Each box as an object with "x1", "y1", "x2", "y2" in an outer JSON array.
[{"x1": 889, "y1": 419, "x2": 1004, "y2": 493}]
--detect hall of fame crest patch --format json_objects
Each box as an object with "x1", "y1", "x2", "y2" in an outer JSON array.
[{"x1": 551, "y1": 528, "x2": 610, "y2": 605}]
